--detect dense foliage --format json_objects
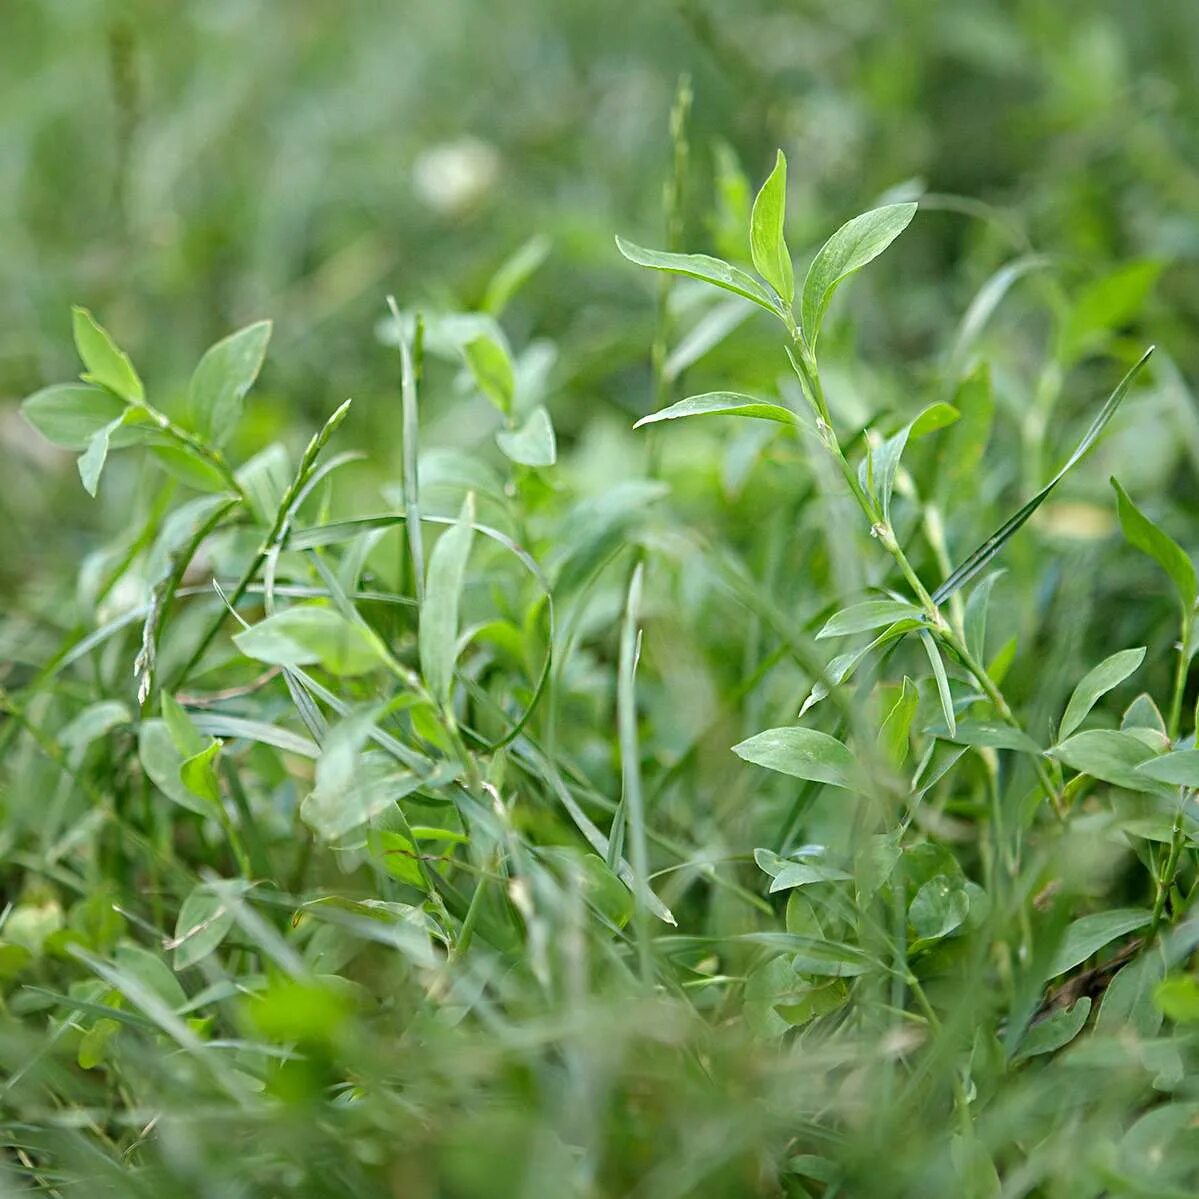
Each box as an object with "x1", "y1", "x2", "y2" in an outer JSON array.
[{"x1": 3, "y1": 3, "x2": 1199, "y2": 1195}]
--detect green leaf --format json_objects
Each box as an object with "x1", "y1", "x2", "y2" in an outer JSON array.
[
  {"x1": 161, "y1": 693, "x2": 206, "y2": 758},
  {"x1": 1112, "y1": 478, "x2": 1197, "y2": 618},
  {"x1": 634, "y1": 391, "x2": 798, "y2": 429},
  {"x1": 420, "y1": 494, "x2": 476, "y2": 707},
  {"x1": 941, "y1": 720, "x2": 1040, "y2": 754},
  {"x1": 816, "y1": 599, "x2": 922, "y2": 640},
  {"x1": 482, "y1": 233, "x2": 551, "y2": 316},
  {"x1": 495, "y1": 404, "x2": 556, "y2": 466},
  {"x1": 878, "y1": 677, "x2": 919, "y2": 768},
  {"x1": 1096, "y1": 954, "x2": 1165, "y2": 1037},
  {"x1": 615, "y1": 236, "x2": 785, "y2": 316},
  {"x1": 788, "y1": 936, "x2": 877, "y2": 978},
  {"x1": 301, "y1": 709, "x2": 451, "y2": 842},
  {"x1": 749, "y1": 149, "x2": 793, "y2": 304},
  {"x1": 1047, "y1": 908, "x2": 1153, "y2": 978},
  {"x1": 909, "y1": 874, "x2": 969, "y2": 944},
  {"x1": 1135, "y1": 749, "x2": 1199, "y2": 787},
  {"x1": 21, "y1": 383, "x2": 127, "y2": 450},
  {"x1": 77, "y1": 415, "x2": 125, "y2": 497},
  {"x1": 937, "y1": 365, "x2": 995, "y2": 504},
  {"x1": 1048, "y1": 729, "x2": 1172, "y2": 796},
  {"x1": 1060, "y1": 260, "x2": 1160, "y2": 366},
  {"x1": 369, "y1": 830, "x2": 426, "y2": 886},
  {"x1": 932, "y1": 348, "x2": 1154, "y2": 605},
  {"x1": 77, "y1": 1018, "x2": 121, "y2": 1070},
  {"x1": 462, "y1": 333, "x2": 515, "y2": 415},
  {"x1": 732, "y1": 727, "x2": 855, "y2": 789},
  {"x1": 234, "y1": 606, "x2": 388, "y2": 676},
  {"x1": 1059, "y1": 647, "x2": 1147, "y2": 741},
  {"x1": 1155, "y1": 975, "x2": 1199, "y2": 1023},
  {"x1": 768, "y1": 862, "x2": 852, "y2": 893},
  {"x1": 171, "y1": 885, "x2": 237, "y2": 971},
  {"x1": 139, "y1": 721, "x2": 211, "y2": 816},
  {"x1": 113, "y1": 944, "x2": 188, "y2": 1010},
  {"x1": 963, "y1": 571, "x2": 1003, "y2": 663},
  {"x1": 72, "y1": 306, "x2": 144, "y2": 403},
  {"x1": 800, "y1": 203, "x2": 917, "y2": 348},
  {"x1": 1014, "y1": 997, "x2": 1091, "y2": 1060},
  {"x1": 920, "y1": 630, "x2": 955, "y2": 738},
  {"x1": 179, "y1": 740, "x2": 222, "y2": 807},
  {"x1": 188, "y1": 319, "x2": 272, "y2": 447},
  {"x1": 861, "y1": 402, "x2": 958, "y2": 523}
]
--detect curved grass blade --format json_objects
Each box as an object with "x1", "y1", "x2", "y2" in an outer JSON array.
[{"x1": 932, "y1": 347, "x2": 1154, "y2": 606}]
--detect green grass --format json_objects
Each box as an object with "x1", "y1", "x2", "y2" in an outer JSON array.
[{"x1": 3, "y1": 5, "x2": 1199, "y2": 1196}]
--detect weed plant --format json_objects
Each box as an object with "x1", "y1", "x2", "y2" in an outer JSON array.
[{"x1": 2, "y1": 38, "x2": 1199, "y2": 1199}]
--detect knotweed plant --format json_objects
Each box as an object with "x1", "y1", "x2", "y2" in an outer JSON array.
[{"x1": 1, "y1": 131, "x2": 1197, "y2": 1199}]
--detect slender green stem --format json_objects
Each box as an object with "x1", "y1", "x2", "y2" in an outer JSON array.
[
  {"x1": 790, "y1": 337, "x2": 1062, "y2": 814},
  {"x1": 1150, "y1": 810, "x2": 1186, "y2": 937},
  {"x1": 1167, "y1": 622, "x2": 1190, "y2": 742},
  {"x1": 135, "y1": 401, "x2": 247, "y2": 504}
]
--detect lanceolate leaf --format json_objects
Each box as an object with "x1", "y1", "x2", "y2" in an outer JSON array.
[
  {"x1": 1059, "y1": 647, "x2": 1147, "y2": 741},
  {"x1": 1112, "y1": 478, "x2": 1197, "y2": 618},
  {"x1": 801, "y1": 203, "x2": 917, "y2": 348},
  {"x1": 189, "y1": 319, "x2": 272, "y2": 446},
  {"x1": 1047, "y1": 909, "x2": 1153, "y2": 978},
  {"x1": 932, "y1": 347, "x2": 1155, "y2": 606},
  {"x1": 920, "y1": 630, "x2": 956, "y2": 738},
  {"x1": 72, "y1": 306, "x2": 144, "y2": 403},
  {"x1": 732, "y1": 727, "x2": 855, "y2": 789},
  {"x1": 750, "y1": 149, "x2": 793, "y2": 304},
  {"x1": 234, "y1": 606, "x2": 388, "y2": 676},
  {"x1": 463, "y1": 333, "x2": 515, "y2": 415},
  {"x1": 21, "y1": 383, "x2": 128, "y2": 450},
  {"x1": 862, "y1": 402, "x2": 959, "y2": 521},
  {"x1": 77, "y1": 415, "x2": 126, "y2": 497},
  {"x1": 615, "y1": 236, "x2": 786, "y2": 317},
  {"x1": 878, "y1": 677, "x2": 919, "y2": 767},
  {"x1": 634, "y1": 392, "x2": 798, "y2": 429},
  {"x1": 1048, "y1": 729, "x2": 1172, "y2": 797},
  {"x1": 816, "y1": 599, "x2": 922, "y2": 640},
  {"x1": 1136, "y1": 749, "x2": 1199, "y2": 787}
]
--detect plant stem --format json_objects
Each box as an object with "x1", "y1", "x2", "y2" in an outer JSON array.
[
  {"x1": 1167, "y1": 623, "x2": 1190, "y2": 742},
  {"x1": 790, "y1": 339, "x2": 1062, "y2": 814},
  {"x1": 1150, "y1": 811, "x2": 1186, "y2": 937}
]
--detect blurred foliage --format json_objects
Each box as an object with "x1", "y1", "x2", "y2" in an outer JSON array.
[{"x1": 2, "y1": 1, "x2": 1199, "y2": 1196}]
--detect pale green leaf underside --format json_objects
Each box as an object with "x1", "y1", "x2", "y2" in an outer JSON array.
[
  {"x1": 634, "y1": 392, "x2": 797, "y2": 429},
  {"x1": 234, "y1": 606, "x2": 387, "y2": 676},
  {"x1": 1047, "y1": 908, "x2": 1153, "y2": 978},
  {"x1": 615, "y1": 236, "x2": 785, "y2": 316},
  {"x1": 496, "y1": 404, "x2": 556, "y2": 466},
  {"x1": 1112, "y1": 477, "x2": 1197, "y2": 615},
  {"x1": 1059, "y1": 647, "x2": 1146, "y2": 741},
  {"x1": 801, "y1": 203, "x2": 917, "y2": 347},
  {"x1": 816, "y1": 599, "x2": 922, "y2": 640},
  {"x1": 750, "y1": 149, "x2": 793, "y2": 304},
  {"x1": 72, "y1": 306, "x2": 144, "y2": 404},
  {"x1": 189, "y1": 319, "x2": 272, "y2": 447},
  {"x1": 732, "y1": 726, "x2": 855, "y2": 789}
]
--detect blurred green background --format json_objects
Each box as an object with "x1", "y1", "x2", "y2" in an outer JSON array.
[{"x1": 4, "y1": 0, "x2": 1198, "y2": 547}]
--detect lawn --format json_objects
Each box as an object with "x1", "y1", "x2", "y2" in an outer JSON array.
[{"x1": 2, "y1": 3, "x2": 1199, "y2": 1195}]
